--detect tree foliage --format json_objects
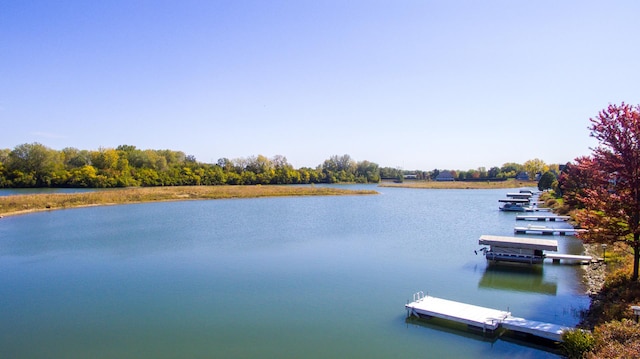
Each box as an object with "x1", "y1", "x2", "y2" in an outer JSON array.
[
  {"x1": 0, "y1": 144, "x2": 384, "y2": 188},
  {"x1": 537, "y1": 171, "x2": 556, "y2": 191},
  {"x1": 566, "y1": 103, "x2": 640, "y2": 280},
  {"x1": 523, "y1": 158, "x2": 548, "y2": 181}
]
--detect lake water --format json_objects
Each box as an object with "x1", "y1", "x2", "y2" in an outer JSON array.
[{"x1": 0, "y1": 186, "x2": 590, "y2": 358}]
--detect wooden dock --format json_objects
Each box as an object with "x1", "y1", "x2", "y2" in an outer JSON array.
[
  {"x1": 405, "y1": 293, "x2": 570, "y2": 342},
  {"x1": 514, "y1": 226, "x2": 586, "y2": 235},
  {"x1": 515, "y1": 215, "x2": 570, "y2": 222}
]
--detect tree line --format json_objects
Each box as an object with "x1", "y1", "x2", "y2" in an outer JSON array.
[
  {"x1": 0, "y1": 144, "x2": 382, "y2": 187},
  {"x1": 0, "y1": 143, "x2": 558, "y2": 188},
  {"x1": 396, "y1": 159, "x2": 559, "y2": 186}
]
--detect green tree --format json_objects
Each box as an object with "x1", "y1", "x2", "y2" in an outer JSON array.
[
  {"x1": 322, "y1": 154, "x2": 356, "y2": 183},
  {"x1": 8, "y1": 143, "x2": 62, "y2": 186},
  {"x1": 523, "y1": 158, "x2": 548, "y2": 181},
  {"x1": 538, "y1": 171, "x2": 556, "y2": 191},
  {"x1": 500, "y1": 162, "x2": 523, "y2": 178},
  {"x1": 488, "y1": 166, "x2": 501, "y2": 178},
  {"x1": 355, "y1": 160, "x2": 380, "y2": 183},
  {"x1": 62, "y1": 147, "x2": 91, "y2": 168},
  {"x1": 90, "y1": 148, "x2": 119, "y2": 170},
  {"x1": 67, "y1": 165, "x2": 99, "y2": 187}
]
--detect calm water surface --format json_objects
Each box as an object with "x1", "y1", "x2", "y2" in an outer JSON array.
[{"x1": 0, "y1": 186, "x2": 589, "y2": 358}]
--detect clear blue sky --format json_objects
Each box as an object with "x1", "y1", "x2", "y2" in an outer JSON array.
[{"x1": 1, "y1": 1, "x2": 638, "y2": 170}]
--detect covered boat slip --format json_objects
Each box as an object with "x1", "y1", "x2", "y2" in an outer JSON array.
[
  {"x1": 498, "y1": 198, "x2": 533, "y2": 212},
  {"x1": 479, "y1": 235, "x2": 558, "y2": 265},
  {"x1": 505, "y1": 192, "x2": 533, "y2": 199},
  {"x1": 479, "y1": 235, "x2": 593, "y2": 264},
  {"x1": 479, "y1": 235, "x2": 558, "y2": 252}
]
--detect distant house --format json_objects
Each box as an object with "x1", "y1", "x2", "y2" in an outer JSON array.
[
  {"x1": 404, "y1": 174, "x2": 418, "y2": 180},
  {"x1": 515, "y1": 172, "x2": 529, "y2": 181},
  {"x1": 436, "y1": 171, "x2": 455, "y2": 181}
]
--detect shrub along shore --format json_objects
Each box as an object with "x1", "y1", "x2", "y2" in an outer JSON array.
[
  {"x1": 0, "y1": 185, "x2": 378, "y2": 217},
  {"x1": 379, "y1": 179, "x2": 538, "y2": 189}
]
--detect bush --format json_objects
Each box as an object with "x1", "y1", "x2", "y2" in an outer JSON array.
[
  {"x1": 587, "y1": 319, "x2": 640, "y2": 358},
  {"x1": 562, "y1": 329, "x2": 595, "y2": 358}
]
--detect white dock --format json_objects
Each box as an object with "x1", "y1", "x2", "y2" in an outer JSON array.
[
  {"x1": 515, "y1": 215, "x2": 570, "y2": 222},
  {"x1": 545, "y1": 253, "x2": 593, "y2": 264},
  {"x1": 501, "y1": 317, "x2": 567, "y2": 341},
  {"x1": 524, "y1": 207, "x2": 551, "y2": 212},
  {"x1": 514, "y1": 226, "x2": 586, "y2": 235},
  {"x1": 406, "y1": 293, "x2": 510, "y2": 331},
  {"x1": 406, "y1": 293, "x2": 570, "y2": 342}
]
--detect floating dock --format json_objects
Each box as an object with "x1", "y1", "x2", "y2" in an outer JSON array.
[
  {"x1": 515, "y1": 215, "x2": 570, "y2": 222},
  {"x1": 514, "y1": 226, "x2": 586, "y2": 235},
  {"x1": 545, "y1": 253, "x2": 593, "y2": 264},
  {"x1": 406, "y1": 292, "x2": 509, "y2": 331},
  {"x1": 406, "y1": 293, "x2": 569, "y2": 342},
  {"x1": 524, "y1": 207, "x2": 551, "y2": 212}
]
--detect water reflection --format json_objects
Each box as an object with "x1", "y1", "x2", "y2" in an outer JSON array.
[
  {"x1": 405, "y1": 316, "x2": 563, "y2": 356},
  {"x1": 405, "y1": 316, "x2": 499, "y2": 343},
  {"x1": 479, "y1": 264, "x2": 558, "y2": 295}
]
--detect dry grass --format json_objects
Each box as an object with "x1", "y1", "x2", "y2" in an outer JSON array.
[
  {"x1": 0, "y1": 185, "x2": 378, "y2": 217},
  {"x1": 379, "y1": 179, "x2": 538, "y2": 189}
]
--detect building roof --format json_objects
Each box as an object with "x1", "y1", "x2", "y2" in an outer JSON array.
[
  {"x1": 436, "y1": 171, "x2": 455, "y2": 181},
  {"x1": 498, "y1": 198, "x2": 530, "y2": 203},
  {"x1": 479, "y1": 235, "x2": 558, "y2": 251}
]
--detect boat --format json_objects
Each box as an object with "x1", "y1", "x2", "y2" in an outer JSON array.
[{"x1": 498, "y1": 198, "x2": 530, "y2": 212}]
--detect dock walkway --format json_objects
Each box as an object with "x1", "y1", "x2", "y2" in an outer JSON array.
[
  {"x1": 545, "y1": 253, "x2": 593, "y2": 264},
  {"x1": 406, "y1": 292, "x2": 509, "y2": 331},
  {"x1": 406, "y1": 293, "x2": 570, "y2": 342},
  {"x1": 514, "y1": 226, "x2": 586, "y2": 235},
  {"x1": 515, "y1": 215, "x2": 570, "y2": 221}
]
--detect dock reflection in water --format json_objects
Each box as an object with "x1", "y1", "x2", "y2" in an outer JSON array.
[
  {"x1": 405, "y1": 315, "x2": 563, "y2": 356},
  {"x1": 478, "y1": 264, "x2": 558, "y2": 295}
]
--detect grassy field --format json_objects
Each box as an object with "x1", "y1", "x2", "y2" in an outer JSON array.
[
  {"x1": 0, "y1": 185, "x2": 378, "y2": 217},
  {"x1": 379, "y1": 179, "x2": 538, "y2": 189}
]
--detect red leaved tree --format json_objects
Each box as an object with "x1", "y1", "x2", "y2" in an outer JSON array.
[{"x1": 568, "y1": 103, "x2": 640, "y2": 281}]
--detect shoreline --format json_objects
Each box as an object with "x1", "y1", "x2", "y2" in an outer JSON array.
[
  {"x1": 578, "y1": 243, "x2": 607, "y2": 329},
  {"x1": 0, "y1": 185, "x2": 378, "y2": 218},
  {"x1": 379, "y1": 179, "x2": 538, "y2": 189}
]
